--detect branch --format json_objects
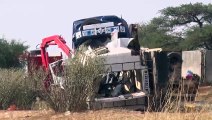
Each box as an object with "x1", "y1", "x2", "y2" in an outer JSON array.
[
  {"x1": 175, "y1": 20, "x2": 192, "y2": 25},
  {"x1": 192, "y1": 15, "x2": 200, "y2": 22}
]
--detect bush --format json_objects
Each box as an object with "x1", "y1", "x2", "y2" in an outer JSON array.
[
  {"x1": 0, "y1": 49, "x2": 105, "y2": 112},
  {"x1": 0, "y1": 38, "x2": 28, "y2": 68},
  {"x1": 41, "y1": 50, "x2": 105, "y2": 112},
  {"x1": 0, "y1": 69, "x2": 36, "y2": 110}
]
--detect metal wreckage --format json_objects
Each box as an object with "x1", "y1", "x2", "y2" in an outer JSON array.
[{"x1": 21, "y1": 15, "x2": 212, "y2": 110}]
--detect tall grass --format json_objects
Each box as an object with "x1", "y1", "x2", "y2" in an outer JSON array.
[
  {"x1": 0, "y1": 49, "x2": 105, "y2": 112},
  {"x1": 0, "y1": 69, "x2": 36, "y2": 109},
  {"x1": 0, "y1": 49, "x2": 210, "y2": 115},
  {"x1": 147, "y1": 76, "x2": 203, "y2": 113},
  {"x1": 38, "y1": 50, "x2": 105, "y2": 112}
]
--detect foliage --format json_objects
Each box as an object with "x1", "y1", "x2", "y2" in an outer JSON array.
[
  {"x1": 181, "y1": 25, "x2": 212, "y2": 50},
  {"x1": 40, "y1": 49, "x2": 105, "y2": 112},
  {"x1": 0, "y1": 69, "x2": 36, "y2": 110},
  {"x1": 139, "y1": 19, "x2": 183, "y2": 51},
  {"x1": 139, "y1": 3, "x2": 212, "y2": 50},
  {"x1": 0, "y1": 49, "x2": 105, "y2": 112},
  {"x1": 0, "y1": 38, "x2": 28, "y2": 68},
  {"x1": 160, "y1": 3, "x2": 212, "y2": 28}
]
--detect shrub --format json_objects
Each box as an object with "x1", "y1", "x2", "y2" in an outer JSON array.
[
  {"x1": 0, "y1": 69, "x2": 36, "y2": 109},
  {"x1": 41, "y1": 50, "x2": 105, "y2": 112}
]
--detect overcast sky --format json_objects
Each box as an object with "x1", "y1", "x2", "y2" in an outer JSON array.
[{"x1": 0, "y1": 0, "x2": 211, "y2": 52}]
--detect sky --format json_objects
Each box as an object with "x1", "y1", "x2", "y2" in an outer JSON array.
[{"x1": 0, "y1": 0, "x2": 211, "y2": 53}]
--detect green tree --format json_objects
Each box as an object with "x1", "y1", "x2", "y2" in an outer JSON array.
[
  {"x1": 139, "y1": 17, "x2": 183, "y2": 51},
  {"x1": 0, "y1": 38, "x2": 28, "y2": 68},
  {"x1": 139, "y1": 3, "x2": 212, "y2": 50},
  {"x1": 161, "y1": 3, "x2": 212, "y2": 28},
  {"x1": 181, "y1": 25, "x2": 212, "y2": 50}
]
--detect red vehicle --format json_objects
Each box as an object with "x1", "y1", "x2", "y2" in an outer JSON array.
[
  {"x1": 40, "y1": 35, "x2": 73, "y2": 70},
  {"x1": 23, "y1": 35, "x2": 73, "y2": 88}
]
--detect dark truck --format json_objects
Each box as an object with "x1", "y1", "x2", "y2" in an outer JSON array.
[
  {"x1": 72, "y1": 15, "x2": 131, "y2": 48},
  {"x1": 71, "y1": 15, "x2": 149, "y2": 110}
]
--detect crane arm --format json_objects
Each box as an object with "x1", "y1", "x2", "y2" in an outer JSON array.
[{"x1": 40, "y1": 35, "x2": 73, "y2": 69}]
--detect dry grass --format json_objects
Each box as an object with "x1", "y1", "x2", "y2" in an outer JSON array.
[
  {"x1": 38, "y1": 50, "x2": 105, "y2": 112},
  {"x1": 196, "y1": 86, "x2": 212, "y2": 103},
  {"x1": 0, "y1": 109, "x2": 211, "y2": 120},
  {"x1": 0, "y1": 69, "x2": 36, "y2": 110}
]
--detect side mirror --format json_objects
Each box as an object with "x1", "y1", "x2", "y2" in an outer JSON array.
[
  {"x1": 129, "y1": 24, "x2": 138, "y2": 39},
  {"x1": 128, "y1": 24, "x2": 140, "y2": 51}
]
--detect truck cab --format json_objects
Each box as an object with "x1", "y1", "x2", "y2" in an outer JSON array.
[{"x1": 72, "y1": 15, "x2": 131, "y2": 49}]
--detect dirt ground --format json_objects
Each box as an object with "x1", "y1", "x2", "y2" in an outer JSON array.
[
  {"x1": 0, "y1": 86, "x2": 211, "y2": 120},
  {"x1": 196, "y1": 86, "x2": 212, "y2": 102},
  {"x1": 0, "y1": 109, "x2": 211, "y2": 120}
]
